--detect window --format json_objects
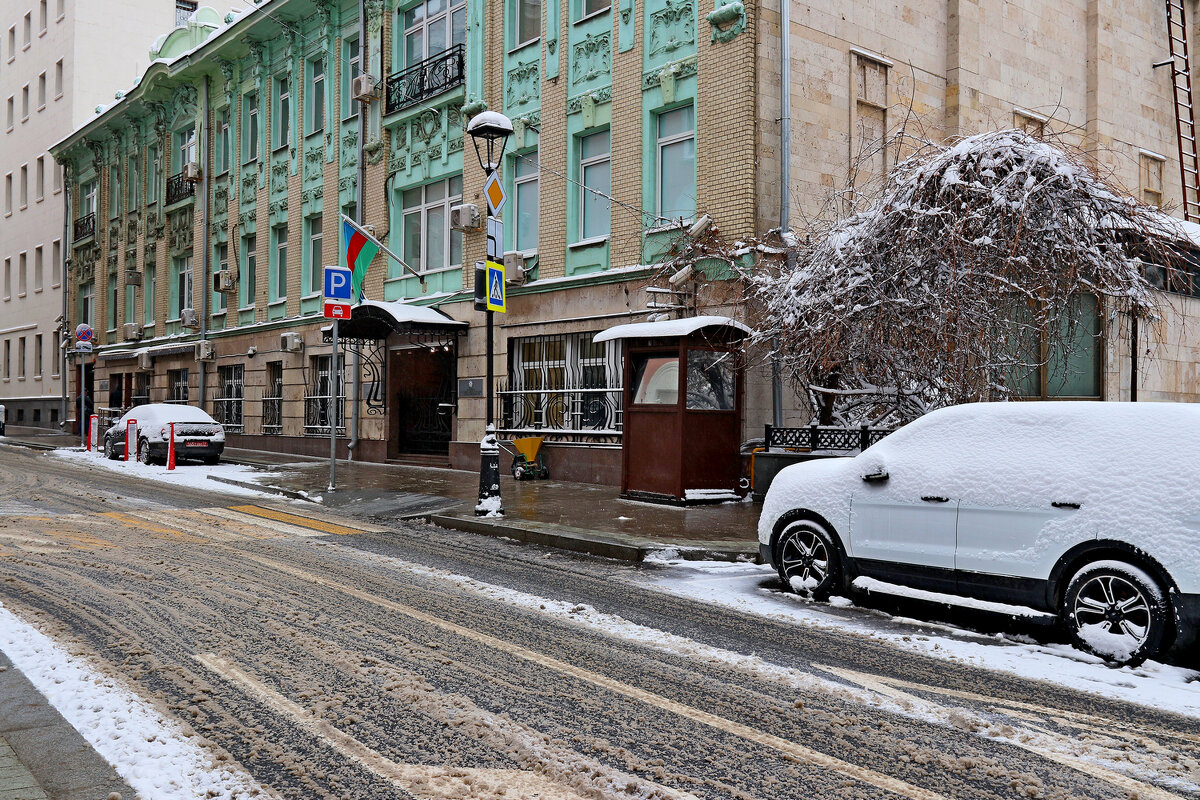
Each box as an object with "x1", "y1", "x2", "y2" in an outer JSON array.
[
  {"x1": 175, "y1": 0, "x2": 197, "y2": 27},
  {"x1": 57, "y1": 0, "x2": 64, "y2": 21},
  {"x1": 305, "y1": 354, "x2": 345, "y2": 434},
  {"x1": 168, "y1": 368, "x2": 189, "y2": 403},
  {"x1": 401, "y1": 176, "x2": 464, "y2": 275},
  {"x1": 501, "y1": 332, "x2": 622, "y2": 432},
  {"x1": 53, "y1": 161, "x2": 61, "y2": 192},
  {"x1": 177, "y1": 125, "x2": 196, "y2": 170},
  {"x1": 35, "y1": 156, "x2": 43, "y2": 201},
  {"x1": 127, "y1": 155, "x2": 138, "y2": 209},
  {"x1": 2, "y1": 340, "x2": 7, "y2": 379},
  {"x1": 852, "y1": 52, "x2": 888, "y2": 186},
  {"x1": 22, "y1": 84, "x2": 29, "y2": 119},
  {"x1": 147, "y1": 145, "x2": 159, "y2": 203},
  {"x1": 243, "y1": 93, "x2": 259, "y2": 161},
  {"x1": 52, "y1": 332, "x2": 59, "y2": 376},
  {"x1": 4, "y1": 173, "x2": 11, "y2": 214},
  {"x1": 275, "y1": 76, "x2": 290, "y2": 150},
  {"x1": 6, "y1": 96, "x2": 13, "y2": 128},
  {"x1": 17, "y1": 337, "x2": 24, "y2": 378},
  {"x1": 632, "y1": 354, "x2": 678, "y2": 405},
  {"x1": 579, "y1": 130, "x2": 611, "y2": 241},
  {"x1": 1015, "y1": 111, "x2": 1045, "y2": 138},
  {"x1": 514, "y1": 0, "x2": 541, "y2": 46},
  {"x1": 1141, "y1": 152, "x2": 1165, "y2": 208},
  {"x1": 342, "y1": 37, "x2": 361, "y2": 119},
  {"x1": 272, "y1": 224, "x2": 288, "y2": 300},
  {"x1": 19, "y1": 164, "x2": 27, "y2": 207},
  {"x1": 213, "y1": 242, "x2": 228, "y2": 313},
  {"x1": 172, "y1": 256, "x2": 192, "y2": 317},
  {"x1": 39, "y1": 1, "x2": 47, "y2": 33},
  {"x1": 23, "y1": 13, "x2": 31, "y2": 47},
  {"x1": 580, "y1": 0, "x2": 609, "y2": 17},
  {"x1": 54, "y1": 59, "x2": 62, "y2": 97},
  {"x1": 37, "y1": 72, "x2": 45, "y2": 108},
  {"x1": 401, "y1": 0, "x2": 466, "y2": 68},
  {"x1": 213, "y1": 364, "x2": 244, "y2": 432},
  {"x1": 81, "y1": 179, "x2": 96, "y2": 215},
  {"x1": 80, "y1": 281, "x2": 93, "y2": 326},
  {"x1": 263, "y1": 360, "x2": 283, "y2": 434},
  {"x1": 18, "y1": 252, "x2": 26, "y2": 294},
  {"x1": 107, "y1": 268, "x2": 117, "y2": 330},
  {"x1": 513, "y1": 149, "x2": 538, "y2": 251},
  {"x1": 34, "y1": 245, "x2": 42, "y2": 290},
  {"x1": 125, "y1": 280, "x2": 135, "y2": 325},
  {"x1": 306, "y1": 216, "x2": 323, "y2": 294},
  {"x1": 3, "y1": 258, "x2": 8, "y2": 297},
  {"x1": 108, "y1": 166, "x2": 119, "y2": 217},
  {"x1": 51, "y1": 240, "x2": 60, "y2": 285},
  {"x1": 34, "y1": 334, "x2": 42, "y2": 377},
  {"x1": 1007, "y1": 295, "x2": 1101, "y2": 399},
  {"x1": 309, "y1": 58, "x2": 325, "y2": 134},
  {"x1": 215, "y1": 108, "x2": 230, "y2": 174},
  {"x1": 143, "y1": 264, "x2": 155, "y2": 323},
  {"x1": 241, "y1": 233, "x2": 256, "y2": 308},
  {"x1": 656, "y1": 105, "x2": 695, "y2": 220},
  {"x1": 7, "y1": 26, "x2": 15, "y2": 58}
]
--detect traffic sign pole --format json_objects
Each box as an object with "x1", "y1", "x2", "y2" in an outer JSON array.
[
  {"x1": 476, "y1": 169, "x2": 507, "y2": 516},
  {"x1": 322, "y1": 264, "x2": 353, "y2": 491},
  {"x1": 329, "y1": 317, "x2": 338, "y2": 492}
]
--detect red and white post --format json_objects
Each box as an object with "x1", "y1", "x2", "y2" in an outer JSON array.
[
  {"x1": 166, "y1": 422, "x2": 176, "y2": 470},
  {"x1": 87, "y1": 414, "x2": 99, "y2": 452},
  {"x1": 125, "y1": 419, "x2": 137, "y2": 461}
]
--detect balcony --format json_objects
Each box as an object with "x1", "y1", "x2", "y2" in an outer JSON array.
[
  {"x1": 385, "y1": 44, "x2": 465, "y2": 115},
  {"x1": 73, "y1": 211, "x2": 95, "y2": 242},
  {"x1": 166, "y1": 170, "x2": 195, "y2": 205}
]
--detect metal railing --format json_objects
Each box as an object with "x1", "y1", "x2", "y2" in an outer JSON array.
[
  {"x1": 497, "y1": 385, "x2": 623, "y2": 435},
  {"x1": 166, "y1": 171, "x2": 195, "y2": 205},
  {"x1": 211, "y1": 397, "x2": 244, "y2": 434},
  {"x1": 73, "y1": 212, "x2": 95, "y2": 241},
  {"x1": 765, "y1": 423, "x2": 894, "y2": 453},
  {"x1": 261, "y1": 396, "x2": 282, "y2": 435},
  {"x1": 385, "y1": 44, "x2": 465, "y2": 115},
  {"x1": 303, "y1": 394, "x2": 346, "y2": 435}
]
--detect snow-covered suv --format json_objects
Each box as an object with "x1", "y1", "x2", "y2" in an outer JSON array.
[
  {"x1": 103, "y1": 403, "x2": 225, "y2": 465},
  {"x1": 759, "y1": 401, "x2": 1200, "y2": 666}
]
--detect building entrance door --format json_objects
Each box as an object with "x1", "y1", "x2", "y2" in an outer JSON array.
[{"x1": 388, "y1": 348, "x2": 456, "y2": 457}]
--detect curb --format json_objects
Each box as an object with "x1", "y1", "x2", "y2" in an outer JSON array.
[
  {"x1": 206, "y1": 474, "x2": 319, "y2": 502},
  {"x1": 0, "y1": 439, "x2": 60, "y2": 451}
]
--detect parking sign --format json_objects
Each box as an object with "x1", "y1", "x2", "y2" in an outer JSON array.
[{"x1": 324, "y1": 265, "x2": 352, "y2": 302}]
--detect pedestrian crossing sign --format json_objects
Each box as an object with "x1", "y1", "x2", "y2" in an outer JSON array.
[{"x1": 486, "y1": 260, "x2": 506, "y2": 313}]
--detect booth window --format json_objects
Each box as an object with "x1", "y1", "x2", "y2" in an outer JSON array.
[
  {"x1": 631, "y1": 354, "x2": 678, "y2": 405},
  {"x1": 685, "y1": 350, "x2": 735, "y2": 410}
]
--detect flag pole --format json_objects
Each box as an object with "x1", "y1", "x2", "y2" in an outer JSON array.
[{"x1": 341, "y1": 214, "x2": 425, "y2": 286}]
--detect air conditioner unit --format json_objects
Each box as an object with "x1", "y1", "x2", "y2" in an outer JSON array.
[
  {"x1": 122, "y1": 323, "x2": 143, "y2": 341},
  {"x1": 352, "y1": 74, "x2": 379, "y2": 103},
  {"x1": 180, "y1": 308, "x2": 200, "y2": 329},
  {"x1": 183, "y1": 161, "x2": 202, "y2": 182},
  {"x1": 504, "y1": 251, "x2": 526, "y2": 285},
  {"x1": 281, "y1": 332, "x2": 303, "y2": 352},
  {"x1": 195, "y1": 339, "x2": 215, "y2": 361},
  {"x1": 124, "y1": 269, "x2": 142, "y2": 286},
  {"x1": 137, "y1": 351, "x2": 153, "y2": 371},
  {"x1": 450, "y1": 203, "x2": 481, "y2": 232},
  {"x1": 213, "y1": 269, "x2": 236, "y2": 293}
]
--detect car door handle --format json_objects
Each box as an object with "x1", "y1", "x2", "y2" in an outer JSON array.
[
  {"x1": 1052, "y1": 501, "x2": 1081, "y2": 509},
  {"x1": 921, "y1": 496, "x2": 950, "y2": 503}
]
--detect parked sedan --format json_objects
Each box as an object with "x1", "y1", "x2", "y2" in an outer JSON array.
[
  {"x1": 103, "y1": 403, "x2": 225, "y2": 466},
  {"x1": 759, "y1": 401, "x2": 1200, "y2": 666}
]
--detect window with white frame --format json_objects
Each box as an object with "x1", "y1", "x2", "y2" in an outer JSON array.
[
  {"x1": 580, "y1": 0, "x2": 609, "y2": 18},
  {"x1": 309, "y1": 57, "x2": 325, "y2": 134},
  {"x1": 502, "y1": 332, "x2": 622, "y2": 433},
  {"x1": 127, "y1": 154, "x2": 138, "y2": 209},
  {"x1": 81, "y1": 179, "x2": 96, "y2": 216},
  {"x1": 147, "y1": 145, "x2": 159, "y2": 203},
  {"x1": 514, "y1": 0, "x2": 540, "y2": 46},
  {"x1": 272, "y1": 224, "x2": 288, "y2": 300},
  {"x1": 144, "y1": 264, "x2": 155, "y2": 323},
  {"x1": 578, "y1": 130, "x2": 610, "y2": 241},
  {"x1": 275, "y1": 76, "x2": 290, "y2": 150},
  {"x1": 108, "y1": 165, "x2": 118, "y2": 216},
  {"x1": 401, "y1": 0, "x2": 466, "y2": 68},
  {"x1": 306, "y1": 216, "x2": 323, "y2": 294},
  {"x1": 172, "y1": 256, "x2": 193, "y2": 317},
  {"x1": 214, "y1": 241, "x2": 227, "y2": 312},
  {"x1": 168, "y1": 368, "x2": 189, "y2": 403},
  {"x1": 177, "y1": 125, "x2": 196, "y2": 170},
  {"x1": 244, "y1": 92, "x2": 259, "y2": 161},
  {"x1": 1141, "y1": 152, "x2": 1165, "y2": 208},
  {"x1": 401, "y1": 176, "x2": 463, "y2": 275},
  {"x1": 656, "y1": 105, "x2": 694, "y2": 220},
  {"x1": 241, "y1": 233, "x2": 257, "y2": 308},
  {"x1": 343, "y1": 36, "x2": 361, "y2": 119},
  {"x1": 107, "y1": 269, "x2": 117, "y2": 330},
  {"x1": 215, "y1": 108, "x2": 230, "y2": 174},
  {"x1": 513, "y1": 148, "x2": 538, "y2": 252},
  {"x1": 80, "y1": 281, "x2": 94, "y2": 327}
]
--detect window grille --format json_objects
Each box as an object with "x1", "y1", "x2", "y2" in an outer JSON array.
[
  {"x1": 262, "y1": 361, "x2": 283, "y2": 435},
  {"x1": 498, "y1": 332, "x2": 622, "y2": 437},
  {"x1": 213, "y1": 364, "x2": 244, "y2": 433},
  {"x1": 304, "y1": 355, "x2": 345, "y2": 435},
  {"x1": 167, "y1": 368, "x2": 189, "y2": 403}
]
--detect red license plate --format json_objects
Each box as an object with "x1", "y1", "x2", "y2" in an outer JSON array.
[{"x1": 184, "y1": 440, "x2": 208, "y2": 447}]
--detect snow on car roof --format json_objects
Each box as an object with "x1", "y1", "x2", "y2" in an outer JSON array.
[{"x1": 123, "y1": 404, "x2": 217, "y2": 424}]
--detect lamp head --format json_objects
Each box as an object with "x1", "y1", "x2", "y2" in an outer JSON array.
[{"x1": 467, "y1": 111, "x2": 514, "y2": 174}]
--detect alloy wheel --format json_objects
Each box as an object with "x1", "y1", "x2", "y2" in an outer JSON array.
[
  {"x1": 779, "y1": 527, "x2": 830, "y2": 594},
  {"x1": 1071, "y1": 573, "x2": 1151, "y2": 650}
]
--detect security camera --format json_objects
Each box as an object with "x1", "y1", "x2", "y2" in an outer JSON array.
[
  {"x1": 668, "y1": 265, "x2": 694, "y2": 286},
  {"x1": 687, "y1": 214, "x2": 712, "y2": 238}
]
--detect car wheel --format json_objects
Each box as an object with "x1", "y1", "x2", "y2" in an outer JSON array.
[
  {"x1": 1062, "y1": 560, "x2": 1173, "y2": 667},
  {"x1": 137, "y1": 438, "x2": 154, "y2": 465},
  {"x1": 775, "y1": 519, "x2": 842, "y2": 601},
  {"x1": 106, "y1": 438, "x2": 120, "y2": 460}
]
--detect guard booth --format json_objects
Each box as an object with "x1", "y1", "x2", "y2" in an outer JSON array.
[{"x1": 594, "y1": 316, "x2": 751, "y2": 504}]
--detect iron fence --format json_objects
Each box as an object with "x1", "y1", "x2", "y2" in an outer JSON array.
[
  {"x1": 385, "y1": 44, "x2": 465, "y2": 114},
  {"x1": 73, "y1": 212, "x2": 95, "y2": 242},
  {"x1": 765, "y1": 423, "x2": 894, "y2": 453},
  {"x1": 166, "y1": 171, "x2": 195, "y2": 205}
]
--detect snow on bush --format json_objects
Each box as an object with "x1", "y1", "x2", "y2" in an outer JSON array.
[{"x1": 751, "y1": 129, "x2": 1179, "y2": 416}]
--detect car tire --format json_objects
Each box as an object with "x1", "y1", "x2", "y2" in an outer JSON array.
[
  {"x1": 1062, "y1": 560, "x2": 1174, "y2": 668},
  {"x1": 775, "y1": 518, "x2": 843, "y2": 601},
  {"x1": 202, "y1": 455, "x2": 220, "y2": 466},
  {"x1": 137, "y1": 438, "x2": 154, "y2": 466},
  {"x1": 106, "y1": 438, "x2": 121, "y2": 460}
]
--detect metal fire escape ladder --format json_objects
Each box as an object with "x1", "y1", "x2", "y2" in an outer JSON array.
[{"x1": 1166, "y1": 0, "x2": 1200, "y2": 221}]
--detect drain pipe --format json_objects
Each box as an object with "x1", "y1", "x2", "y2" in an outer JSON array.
[
  {"x1": 771, "y1": 0, "x2": 791, "y2": 428},
  {"x1": 198, "y1": 74, "x2": 211, "y2": 407},
  {"x1": 347, "y1": 0, "x2": 367, "y2": 460}
]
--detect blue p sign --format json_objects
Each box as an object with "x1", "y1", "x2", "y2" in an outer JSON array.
[{"x1": 324, "y1": 266, "x2": 352, "y2": 302}]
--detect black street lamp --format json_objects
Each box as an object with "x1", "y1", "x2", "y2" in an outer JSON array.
[{"x1": 467, "y1": 111, "x2": 513, "y2": 516}]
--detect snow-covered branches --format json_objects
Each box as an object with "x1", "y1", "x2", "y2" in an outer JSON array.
[{"x1": 751, "y1": 129, "x2": 1177, "y2": 417}]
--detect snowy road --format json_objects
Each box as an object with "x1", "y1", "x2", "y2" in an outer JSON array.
[{"x1": 1, "y1": 445, "x2": 1199, "y2": 799}]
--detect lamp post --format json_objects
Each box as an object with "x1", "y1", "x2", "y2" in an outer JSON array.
[{"x1": 467, "y1": 111, "x2": 513, "y2": 516}]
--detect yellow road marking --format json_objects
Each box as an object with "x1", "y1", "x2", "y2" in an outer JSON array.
[
  {"x1": 195, "y1": 653, "x2": 603, "y2": 800},
  {"x1": 818, "y1": 665, "x2": 1191, "y2": 800},
  {"x1": 99, "y1": 511, "x2": 203, "y2": 542},
  {"x1": 229, "y1": 505, "x2": 368, "y2": 536},
  {"x1": 242, "y1": 554, "x2": 949, "y2": 800},
  {"x1": 199, "y1": 507, "x2": 326, "y2": 538}
]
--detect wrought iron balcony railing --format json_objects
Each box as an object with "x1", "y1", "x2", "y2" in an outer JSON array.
[
  {"x1": 73, "y1": 211, "x2": 95, "y2": 242},
  {"x1": 385, "y1": 43, "x2": 465, "y2": 115},
  {"x1": 166, "y1": 170, "x2": 195, "y2": 205}
]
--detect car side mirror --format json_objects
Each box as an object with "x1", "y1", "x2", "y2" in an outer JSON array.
[{"x1": 861, "y1": 469, "x2": 889, "y2": 483}]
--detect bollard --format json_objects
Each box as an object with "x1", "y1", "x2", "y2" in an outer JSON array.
[
  {"x1": 125, "y1": 419, "x2": 137, "y2": 461},
  {"x1": 88, "y1": 414, "x2": 99, "y2": 451},
  {"x1": 166, "y1": 422, "x2": 176, "y2": 470}
]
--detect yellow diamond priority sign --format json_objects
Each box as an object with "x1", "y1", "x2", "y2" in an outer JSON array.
[{"x1": 483, "y1": 172, "x2": 507, "y2": 216}]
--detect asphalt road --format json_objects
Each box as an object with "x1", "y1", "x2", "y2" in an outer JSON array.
[{"x1": 1, "y1": 444, "x2": 1198, "y2": 800}]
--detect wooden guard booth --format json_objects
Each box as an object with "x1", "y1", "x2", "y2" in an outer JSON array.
[{"x1": 594, "y1": 316, "x2": 751, "y2": 504}]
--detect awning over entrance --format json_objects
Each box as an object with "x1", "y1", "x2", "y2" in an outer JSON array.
[
  {"x1": 328, "y1": 300, "x2": 468, "y2": 341},
  {"x1": 592, "y1": 315, "x2": 753, "y2": 343}
]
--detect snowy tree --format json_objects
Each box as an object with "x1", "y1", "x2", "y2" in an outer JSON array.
[{"x1": 748, "y1": 129, "x2": 1181, "y2": 423}]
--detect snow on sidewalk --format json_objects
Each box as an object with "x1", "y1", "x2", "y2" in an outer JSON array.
[
  {"x1": 50, "y1": 447, "x2": 280, "y2": 497},
  {"x1": 639, "y1": 556, "x2": 1200, "y2": 719},
  {"x1": 0, "y1": 603, "x2": 269, "y2": 800}
]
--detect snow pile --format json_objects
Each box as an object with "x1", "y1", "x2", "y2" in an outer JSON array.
[
  {"x1": 0, "y1": 603, "x2": 266, "y2": 799},
  {"x1": 752, "y1": 129, "x2": 1174, "y2": 412},
  {"x1": 50, "y1": 448, "x2": 280, "y2": 497}
]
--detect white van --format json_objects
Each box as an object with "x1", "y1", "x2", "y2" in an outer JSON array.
[{"x1": 759, "y1": 401, "x2": 1200, "y2": 666}]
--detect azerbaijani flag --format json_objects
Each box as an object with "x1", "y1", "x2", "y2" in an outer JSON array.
[{"x1": 342, "y1": 218, "x2": 380, "y2": 303}]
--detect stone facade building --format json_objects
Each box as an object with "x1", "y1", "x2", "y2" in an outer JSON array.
[{"x1": 49, "y1": 0, "x2": 1200, "y2": 493}]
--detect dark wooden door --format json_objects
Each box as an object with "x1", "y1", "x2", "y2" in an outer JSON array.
[{"x1": 391, "y1": 349, "x2": 455, "y2": 455}]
